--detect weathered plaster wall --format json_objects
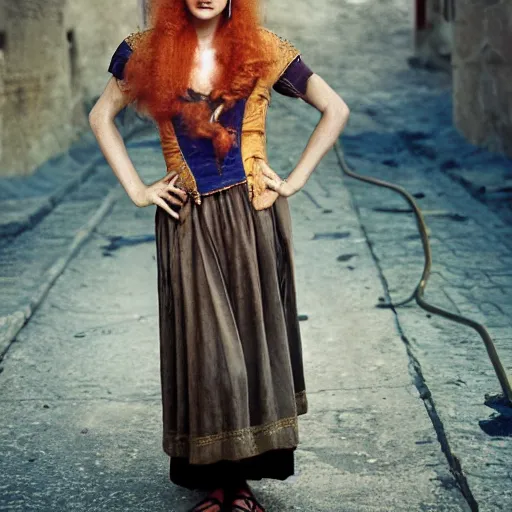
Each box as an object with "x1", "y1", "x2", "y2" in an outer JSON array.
[
  {"x1": 0, "y1": 0, "x2": 72, "y2": 176},
  {"x1": 64, "y1": 0, "x2": 141, "y2": 101},
  {"x1": 0, "y1": 0, "x2": 141, "y2": 177},
  {"x1": 453, "y1": 0, "x2": 512, "y2": 157}
]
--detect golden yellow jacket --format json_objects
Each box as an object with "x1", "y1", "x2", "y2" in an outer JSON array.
[{"x1": 109, "y1": 28, "x2": 309, "y2": 210}]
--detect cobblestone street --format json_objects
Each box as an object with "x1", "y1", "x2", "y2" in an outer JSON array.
[{"x1": 1, "y1": 1, "x2": 511, "y2": 511}]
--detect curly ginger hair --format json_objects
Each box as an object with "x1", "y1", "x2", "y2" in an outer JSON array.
[{"x1": 124, "y1": 0, "x2": 276, "y2": 159}]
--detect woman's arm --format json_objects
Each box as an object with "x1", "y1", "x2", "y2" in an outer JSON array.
[
  {"x1": 261, "y1": 73, "x2": 350, "y2": 195},
  {"x1": 89, "y1": 77, "x2": 186, "y2": 219}
]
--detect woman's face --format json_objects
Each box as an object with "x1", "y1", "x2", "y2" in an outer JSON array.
[{"x1": 185, "y1": 0, "x2": 229, "y2": 21}]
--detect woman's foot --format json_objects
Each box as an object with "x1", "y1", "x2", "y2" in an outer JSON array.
[
  {"x1": 188, "y1": 488, "x2": 226, "y2": 512},
  {"x1": 229, "y1": 486, "x2": 265, "y2": 512}
]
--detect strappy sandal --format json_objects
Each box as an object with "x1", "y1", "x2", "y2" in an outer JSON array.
[
  {"x1": 187, "y1": 495, "x2": 225, "y2": 512},
  {"x1": 230, "y1": 492, "x2": 266, "y2": 512}
]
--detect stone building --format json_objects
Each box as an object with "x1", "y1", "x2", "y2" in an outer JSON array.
[
  {"x1": 0, "y1": 0, "x2": 144, "y2": 177},
  {"x1": 453, "y1": 0, "x2": 512, "y2": 158},
  {"x1": 414, "y1": 0, "x2": 511, "y2": 158}
]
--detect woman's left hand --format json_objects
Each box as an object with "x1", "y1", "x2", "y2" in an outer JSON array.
[{"x1": 259, "y1": 160, "x2": 299, "y2": 197}]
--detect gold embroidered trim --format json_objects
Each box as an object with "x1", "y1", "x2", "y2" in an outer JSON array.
[
  {"x1": 164, "y1": 391, "x2": 307, "y2": 448},
  {"x1": 240, "y1": 89, "x2": 270, "y2": 203},
  {"x1": 196, "y1": 416, "x2": 297, "y2": 448},
  {"x1": 200, "y1": 179, "x2": 248, "y2": 197},
  {"x1": 175, "y1": 147, "x2": 202, "y2": 205},
  {"x1": 158, "y1": 120, "x2": 202, "y2": 205},
  {"x1": 124, "y1": 29, "x2": 152, "y2": 51},
  {"x1": 259, "y1": 28, "x2": 301, "y2": 86},
  {"x1": 240, "y1": 29, "x2": 300, "y2": 209},
  {"x1": 163, "y1": 391, "x2": 307, "y2": 463},
  {"x1": 165, "y1": 414, "x2": 298, "y2": 448},
  {"x1": 164, "y1": 413, "x2": 299, "y2": 461}
]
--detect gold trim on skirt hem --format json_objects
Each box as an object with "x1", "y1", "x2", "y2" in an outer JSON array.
[{"x1": 163, "y1": 391, "x2": 308, "y2": 465}]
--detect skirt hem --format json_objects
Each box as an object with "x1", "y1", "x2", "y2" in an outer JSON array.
[{"x1": 163, "y1": 391, "x2": 308, "y2": 465}]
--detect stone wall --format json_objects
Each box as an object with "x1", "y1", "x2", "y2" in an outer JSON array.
[
  {"x1": 64, "y1": 0, "x2": 142, "y2": 102},
  {"x1": 453, "y1": 0, "x2": 512, "y2": 157},
  {"x1": 1, "y1": 0, "x2": 71, "y2": 177},
  {"x1": 0, "y1": 0, "x2": 141, "y2": 177}
]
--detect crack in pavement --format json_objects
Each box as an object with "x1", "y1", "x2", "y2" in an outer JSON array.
[{"x1": 352, "y1": 210, "x2": 480, "y2": 512}]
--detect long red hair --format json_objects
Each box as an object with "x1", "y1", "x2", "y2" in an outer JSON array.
[{"x1": 124, "y1": 0, "x2": 275, "y2": 159}]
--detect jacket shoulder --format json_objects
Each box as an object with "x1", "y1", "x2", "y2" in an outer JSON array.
[
  {"x1": 258, "y1": 28, "x2": 301, "y2": 83},
  {"x1": 124, "y1": 28, "x2": 153, "y2": 51}
]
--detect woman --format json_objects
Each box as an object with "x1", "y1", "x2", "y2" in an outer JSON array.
[{"x1": 89, "y1": 0, "x2": 349, "y2": 510}]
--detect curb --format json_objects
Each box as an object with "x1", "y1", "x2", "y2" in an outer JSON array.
[
  {"x1": 0, "y1": 120, "x2": 150, "y2": 238},
  {"x1": 0, "y1": 158, "x2": 99, "y2": 238},
  {"x1": 0, "y1": 186, "x2": 123, "y2": 361}
]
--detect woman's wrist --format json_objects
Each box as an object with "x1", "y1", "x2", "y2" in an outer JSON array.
[
  {"x1": 285, "y1": 172, "x2": 306, "y2": 195},
  {"x1": 130, "y1": 182, "x2": 149, "y2": 207}
]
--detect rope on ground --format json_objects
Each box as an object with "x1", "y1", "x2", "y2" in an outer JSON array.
[{"x1": 333, "y1": 140, "x2": 512, "y2": 407}]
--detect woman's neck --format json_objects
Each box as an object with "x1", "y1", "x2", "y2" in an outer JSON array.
[{"x1": 191, "y1": 15, "x2": 222, "y2": 49}]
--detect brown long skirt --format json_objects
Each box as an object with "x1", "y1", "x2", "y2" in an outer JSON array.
[{"x1": 154, "y1": 182, "x2": 307, "y2": 490}]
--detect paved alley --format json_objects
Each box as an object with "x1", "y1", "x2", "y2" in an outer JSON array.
[{"x1": 1, "y1": 1, "x2": 511, "y2": 511}]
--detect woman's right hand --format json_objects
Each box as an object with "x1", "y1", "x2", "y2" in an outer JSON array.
[{"x1": 133, "y1": 172, "x2": 188, "y2": 220}]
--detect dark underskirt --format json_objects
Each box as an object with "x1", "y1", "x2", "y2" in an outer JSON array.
[{"x1": 170, "y1": 448, "x2": 296, "y2": 490}]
